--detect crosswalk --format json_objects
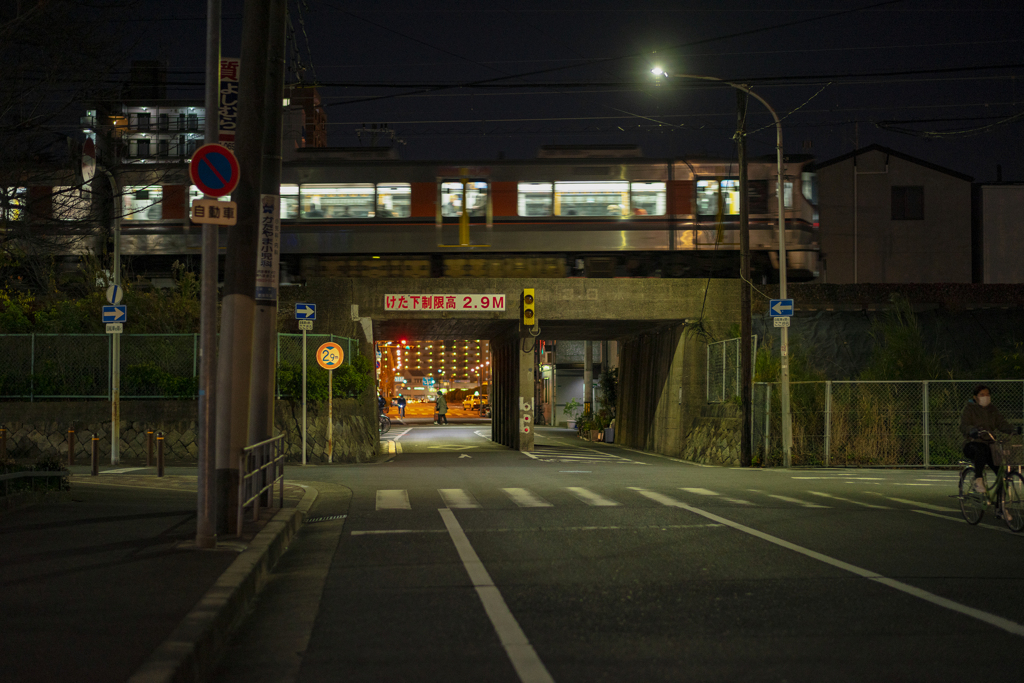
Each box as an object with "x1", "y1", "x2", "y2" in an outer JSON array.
[
  {"x1": 369, "y1": 485, "x2": 960, "y2": 514},
  {"x1": 526, "y1": 443, "x2": 644, "y2": 465}
]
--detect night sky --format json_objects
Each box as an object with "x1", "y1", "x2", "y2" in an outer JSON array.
[{"x1": 136, "y1": 1, "x2": 1024, "y2": 182}]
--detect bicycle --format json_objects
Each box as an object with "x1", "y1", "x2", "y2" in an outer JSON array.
[
  {"x1": 379, "y1": 413, "x2": 391, "y2": 435},
  {"x1": 958, "y1": 431, "x2": 1024, "y2": 532}
]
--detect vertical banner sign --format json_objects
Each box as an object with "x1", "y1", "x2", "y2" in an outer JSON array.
[
  {"x1": 255, "y1": 195, "x2": 281, "y2": 301},
  {"x1": 218, "y1": 58, "x2": 240, "y2": 149}
]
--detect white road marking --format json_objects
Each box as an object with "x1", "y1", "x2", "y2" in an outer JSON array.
[
  {"x1": 375, "y1": 489, "x2": 411, "y2": 510},
  {"x1": 866, "y1": 493, "x2": 956, "y2": 512},
  {"x1": 354, "y1": 524, "x2": 722, "y2": 535},
  {"x1": 351, "y1": 529, "x2": 447, "y2": 535},
  {"x1": 440, "y1": 508, "x2": 556, "y2": 683},
  {"x1": 911, "y1": 509, "x2": 1022, "y2": 535},
  {"x1": 392, "y1": 427, "x2": 412, "y2": 441},
  {"x1": 893, "y1": 483, "x2": 936, "y2": 486},
  {"x1": 565, "y1": 487, "x2": 620, "y2": 507},
  {"x1": 439, "y1": 488, "x2": 481, "y2": 509},
  {"x1": 806, "y1": 491, "x2": 890, "y2": 509},
  {"x1": 101, "y1": 467, "x2": 147, "y2": 474},
  {"x1": 681, "y1": 487, "x2": 720, "y2": 496},
  {"x1": 501, "y1": 488, "x2": 552, "y2": 508},
  {"x1": 748, "y1": 489, "x2": 829, "y2": 508},
  {"x1": 629, "y1": 488, "x2": 1024, "y2": 639}
]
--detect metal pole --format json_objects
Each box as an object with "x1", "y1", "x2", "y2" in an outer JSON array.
[
  {"x1": 100, "y1": 167, "x2": 122, "y2": 466},
  {"x1": 147, "y1": 429, "x2": 153, "y2": 467},
  {"x1": 215, "y1": 0, "x2": 271, "y2": 534},
  {"x1": 302, "y1": 328, "x2": 307, "y2": 465},
  {"x1": 68, "y1": 424, "x2": 75, "y2": 466},
  {"x1": 157, "y1": 431, "x2": 165, "y2": 477},
  {"x1": 738, "y1": 90, "x2": 752, "y2": 467},
  {"x1": 583, "y1": 341, "x2": 593, "y2": 417},
  {"x1": 922, "y1": 381, "x2": 930, "y2": 469},
  {"x1": 196, "y1": 0, "x2": 221, "y2": 549},
  {"x1": 91, "y1": 435, "x2": 99, "y2": 476},
  {"x1": 824, "y1": 381, "x2": 832, "y2": 467},
  {"x1": 327, "y1": 368, "x2": 333, "y2": 463}
]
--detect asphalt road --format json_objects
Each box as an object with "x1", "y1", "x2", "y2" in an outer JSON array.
[{"x1": 215, "y1": 425, "x2": 1024, "y2": 683}]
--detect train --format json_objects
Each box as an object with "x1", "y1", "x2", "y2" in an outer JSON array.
[{"x1": 68, "y1": 145, "x2": 822, "y2": 281}]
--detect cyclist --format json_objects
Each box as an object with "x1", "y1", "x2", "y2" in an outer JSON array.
[
  {"x1": 960, "y1": 385, "x2": 1022, "y2": 499},
  {"x1": 378, "y1": 393, "x2": 387, "y2": 415}
]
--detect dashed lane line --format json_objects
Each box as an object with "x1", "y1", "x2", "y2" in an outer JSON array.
[
  {"x1": 501, "y1": 488, "x2": 552, "y2": 508},
  {"x1": 565, "y1": 487, "x2": 620, "y2": 507},
  {"x1": 375, "y1": 489, "x2": 411, "y2": 510},
  {"x1": 747, "y1": 489, "x2": 829, "y2": 508},
  {"x1": 439, "y1": 488, "x2": 481, "y2": 509},
  {"x1": 805, "y1": 491, "x2": 890, "y2": 509},
  {"x1": 865, "y1": 493, "x2": 956, "y2": 513}
]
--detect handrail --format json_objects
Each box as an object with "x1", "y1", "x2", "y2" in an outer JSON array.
[{"x1": 237, "y1": 434, "x2": 286, "y2": 537}]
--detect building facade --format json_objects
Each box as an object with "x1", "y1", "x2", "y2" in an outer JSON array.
[{"x1": 816, "y1": 144, "x2": 973, "y2": 284}]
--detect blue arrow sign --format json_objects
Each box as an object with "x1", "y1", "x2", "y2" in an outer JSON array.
[
  {"x1": 102, "y1": 305, "x2": 127, "y2": 323},
  {"x1": 769, "y1": 299, "x2": 794, "y2": 317},
  {"x1": 295, "y1": 303, "x2": 316, "y2": 320}
]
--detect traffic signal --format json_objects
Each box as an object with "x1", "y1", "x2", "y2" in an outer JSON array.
[{"x1": 521, "y1": 288, "x2": 535, "y2": 326}]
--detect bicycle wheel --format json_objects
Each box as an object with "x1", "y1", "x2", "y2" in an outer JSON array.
[
  {"x1": 958, "y1": 467, "x2": 985, "y2": 525},
  {"x1": 1001, "y1": 472, "x2": 1024, "y2": 532},
  {"x1": 379, "y1": 415, "x2": 391, "y2": 435}
]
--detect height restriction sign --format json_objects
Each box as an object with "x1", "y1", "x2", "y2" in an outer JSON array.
[
  {"x1": 316, "y1": 342, "x2": 344, "y2": 370},
  {"x1": 189, "y1": 144, "x2": 240, "y2": 197}
]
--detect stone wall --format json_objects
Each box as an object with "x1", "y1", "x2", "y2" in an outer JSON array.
[
  {"x1": 0, "y1": 398, "x2": 378, "y2": 464},
  {"x1": 680, "y1": 404, "x2": 743, "y2": 467}
]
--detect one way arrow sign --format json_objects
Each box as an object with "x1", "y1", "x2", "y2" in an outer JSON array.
[
  {"x1": 769, "y1": 299, "x2": 794, "y2": 317},
  {"x1": 102, "y1": 305, "x2": 127, "y2": 323},
  {"x1": 295, "y1": 303, "x2": 316, "y2": 320}
]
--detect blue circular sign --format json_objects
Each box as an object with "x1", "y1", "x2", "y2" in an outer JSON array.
[{"x1": 189, "y1": 144, "x2": 240, "y2": 197}]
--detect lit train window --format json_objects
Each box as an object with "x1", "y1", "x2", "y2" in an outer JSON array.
[
  {"x1": 517, "y1": 183, "x2": 552, "y2": 216},
  {"x1": 123, "y1": 185, "x2": 163, "y2": 220},
  {"x1": 630, "y1": 182, "x2": 666, "y2": 216},
  {"x1": 554, "y1": 181, "x2": 628, "y2": 217},
  {"x1": 280, "y1": 184, "x2": 298, "y2": 219},
  {"x1": 441, "y1": 181, "x2": 488, "y2": 217},
  {"x1": 1, "y1": 187, "x2": 26, "y2": 221},
  {"x1": 301, "y1": 184, "x2": 375, "y2": 219},
  {"x1": 376, "y1": 183, "x2": 411, "y2": 218},
  {"x1": 695, "y1": 179, "x2": 740, "y2": 217}
]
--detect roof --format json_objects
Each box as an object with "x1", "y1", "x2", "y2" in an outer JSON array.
[{"x1": 814, "y1": 144, "x2": 973, "y2": 182}]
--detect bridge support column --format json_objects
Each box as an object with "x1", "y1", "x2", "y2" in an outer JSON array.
[{"x1": 519, "y1": 344, "x2": 535, "y2": 452}]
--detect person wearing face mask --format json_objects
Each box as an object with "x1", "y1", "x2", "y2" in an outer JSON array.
[{"x1": 961, "y1": 385, "x2": 1022, "y2": 496}]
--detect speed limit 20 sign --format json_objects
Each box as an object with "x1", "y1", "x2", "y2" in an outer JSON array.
[{"x1": 316, "y1": 342, "x2": 344, "y2": 370}]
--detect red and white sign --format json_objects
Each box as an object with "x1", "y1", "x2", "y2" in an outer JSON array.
[
  {"x1": 219, "y1": 58, "x2": 240, "y2": 149},
  {"x1": 384, "y1": 294, "x2": 506, "y2": 311}
]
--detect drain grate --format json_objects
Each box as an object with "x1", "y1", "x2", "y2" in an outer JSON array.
[{"x1": 304, "y1": 514, "x2": 347, "y2": 524}]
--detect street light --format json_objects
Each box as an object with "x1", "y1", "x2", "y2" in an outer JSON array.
[{"x1": 652, "y1": 67, "x2": 793, "y2": 466}]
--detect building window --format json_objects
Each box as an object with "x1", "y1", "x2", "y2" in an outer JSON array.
[
  {"x1": 892, "y1": 186, "x2": 924, "y2": 220},
  {"x1": 158, "y1": 139, "x2": 169, "y2": 157},
  {"x1": 136, "y1": 138, "x2": 150, "y2": 158},
  {"x1": 554, "y1": 181, "x2": 628, "y2": 217},
  {"x1": 123, "y1": 186, "x2": 163, "y2": 221},
  {"x1": 630, "y1": 182, "x2": 666, "y2": 216},
  {"x1": 187, "y1": 113, "x2": 199, "y2": 130},
  {"x1": 517, "y1": 182, "x2": 553, "y2": 216},
  {"x1": 280, "y1": 184, "x2": 298, "y2": 218},
  {"x1": 137, "y1": 112, "x2": 151, "y2": 130},
  {"x1": 441, "y1": 181, "x2": 488, "y2": 217},
  {"x1": 300, "y1": 184, "x2": 375, "y2": 218},
  {"x1": 2, "y1": 187, "x2": 26, "y2": 221},
  {"x1": 158, "y1": 113, "x2": 169, "y2": 131},
  {"x1": 376, "y1": 183, "x2": 411, "y2": 218}
]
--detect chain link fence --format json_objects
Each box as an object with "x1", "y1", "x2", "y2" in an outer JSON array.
[
  {"x1": 0, "y1": 333, "x2": 358, "y2": 400},
  {"x1": 753, "y1": 380, "x2": 1024, "y2": 467},
  {"x1": 276, "y1": 334, "x2": 357, "y2": 399},
  {"x1": 706, "y1": 336, "x2": 757, "y2": 404}
]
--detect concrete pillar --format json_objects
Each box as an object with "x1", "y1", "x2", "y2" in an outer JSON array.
[
  {"x1": 583, "y1": 340, "x2": 594, "y2": 415},
  {"x1": 519, "y1": 344, "x2": 535, "y2": 451}
]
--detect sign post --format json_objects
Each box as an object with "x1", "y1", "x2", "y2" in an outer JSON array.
[
  {"x1": 316, "y1": 341, "x2": 344, "y2": 465},
  {"x1": 103, "y1": 302, "x2": 126, "y2": 464},
  {"x1": 295, "y1": 304, "x2": 316, "y2": 465},
  {"x1": 770, "y1": 298, "x2": 795, "y2": 464}
]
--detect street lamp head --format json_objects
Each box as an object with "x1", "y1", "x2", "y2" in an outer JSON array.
[{"x1": 651, "y1": 67, "x2": 666, "y2": 77}]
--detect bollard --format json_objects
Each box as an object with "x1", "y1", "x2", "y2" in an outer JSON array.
[
  {"x1": 156, "y1": 431, "x2": 165, "y2": 477},
  {"x1": 68, "y1": 424, "x2": 75, "y2": 466},
  {"x1": 146, "y1": 430, "x2": 154, "y2": 467},
  {"x1": 91, "y1": 435, "x2": 99, "y2": 476}
]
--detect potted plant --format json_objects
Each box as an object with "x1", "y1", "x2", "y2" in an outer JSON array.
[{"x1": 563, "y1": 397, "x2": 583, "y2": 430}]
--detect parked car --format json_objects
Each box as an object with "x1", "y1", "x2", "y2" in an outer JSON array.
[{"x1": 463, "y1": 396, "x2": 481, "y2": 410}]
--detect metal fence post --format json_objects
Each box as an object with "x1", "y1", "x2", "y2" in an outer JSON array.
[
  {"x1": 922, "y1": 380, "x2": 930, "y2": 469},
  {"x1": 156, "y1": 431, "x2": 164, "y2": 477},
  {"x1": 824, "y1": 381, "x2": 832, "y2": 468}
]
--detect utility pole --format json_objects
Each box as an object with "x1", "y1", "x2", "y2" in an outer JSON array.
[
  {"x1": 214, "y1": 0, "x2": 271, "y2": 534},
  {"x1": 247, "y1": 0, "x2": 287, "y2": 480},
  {"x1": 196, "y1": 0, "x2": 222, "y2": 548},
  {"x1": 737, "y1": 90, "x2": 752, "y2": 468}
]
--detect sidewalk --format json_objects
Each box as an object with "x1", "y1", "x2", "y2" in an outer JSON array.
[{"x1": 0, "y1": 472, "x2": 308, "y2": 683}]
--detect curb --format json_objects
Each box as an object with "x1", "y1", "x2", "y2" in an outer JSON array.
[{"x1": 127, "y1": 484, "x2": 319, "y2": 683}]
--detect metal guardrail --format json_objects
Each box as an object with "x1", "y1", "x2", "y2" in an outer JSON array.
[
  {"x1": 1, "y1": 469, "x2": 69, "y2": 497},
  {"x1": 754, "y1": 379, "x2": 1024, "y2": 468},
  {"x1": 238, "y1": 434, "x2": 286, "y2": 537}
]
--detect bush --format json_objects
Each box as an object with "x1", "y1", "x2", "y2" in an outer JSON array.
[
  {"x1": 122, "y1": 362, "x2": 197, "y2": 398},
  {"x1": 277, "y1": 354, "x2": 372, "y2": 402}
]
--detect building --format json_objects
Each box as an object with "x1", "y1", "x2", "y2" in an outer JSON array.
[
  {"x1": 378, "y1": 339, "x2": 492, "y2": 403},
  {"x1": 974, "y1": 182, "x2": 1024, "y2": 284},
  {"x1": 816, "y1": 144, "x2": 973, "y2": 283}
]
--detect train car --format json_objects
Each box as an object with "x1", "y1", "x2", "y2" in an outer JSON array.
[{"x1": 43, "y1": 145, "x2": 821, "y2": 282}]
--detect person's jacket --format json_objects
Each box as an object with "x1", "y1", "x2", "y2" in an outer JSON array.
[
  {"x1": 960, "y1": 398, "x2": 1014, "y2": 444},
  {"x1": 436, "y1": 395, "x2": 447, "y2": 413}
]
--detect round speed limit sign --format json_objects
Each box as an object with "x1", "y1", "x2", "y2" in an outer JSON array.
[{"x1": 316, "y1": 342, "x2": 344, "y2": 370}]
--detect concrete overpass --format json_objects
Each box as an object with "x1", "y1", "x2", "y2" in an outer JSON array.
[{"x1": 281, "y1": 278, "x2": 740, "y2": 455}]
